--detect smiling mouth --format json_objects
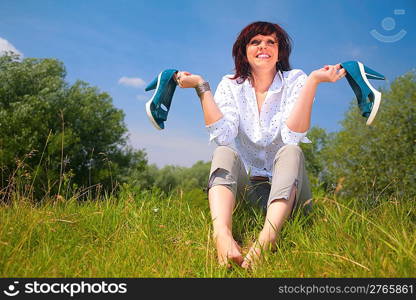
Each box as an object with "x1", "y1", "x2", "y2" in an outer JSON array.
[{"x1": 256, "y1": 54, "x2": 271, "y2": 59}]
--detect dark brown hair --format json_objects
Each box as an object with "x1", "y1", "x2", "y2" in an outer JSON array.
[{"x1": 231, "y1": 21, "x2": 292, "y2": 82}]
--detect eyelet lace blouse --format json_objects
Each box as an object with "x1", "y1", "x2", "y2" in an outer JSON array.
[{"x1": 206, "y1": 69, "x2": 312, "y2": 178}]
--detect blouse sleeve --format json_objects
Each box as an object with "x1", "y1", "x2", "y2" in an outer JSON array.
[
  {"x1": 206, "y1": 78, "x2": 239, "y2": 145},
  {"x1": 281, "y1": 70, "x2": 312, "y2": 145}
]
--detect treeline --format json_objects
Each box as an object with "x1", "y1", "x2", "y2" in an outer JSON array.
[
  {"x1": 1, "y1": 54, "x2": 414, "y2": 203},
  {"x1": 128, "y1": 161, "x2": 211, "y2": 194}
]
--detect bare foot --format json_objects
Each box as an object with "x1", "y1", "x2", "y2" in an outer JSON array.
[
  {"x1": 242, "y1": 242, "x2": 263, "y2": 270},
  {"x1": 213, "y1": 231, "x2": 244, "y2": 267}
]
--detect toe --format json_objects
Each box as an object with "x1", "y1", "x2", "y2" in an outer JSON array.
[
  {"x1": 231, "y1": 253, "x2": 244, "y2": 266},
  {"x1": 241, "y1": 260, "x2": 249, "y2": 269}
]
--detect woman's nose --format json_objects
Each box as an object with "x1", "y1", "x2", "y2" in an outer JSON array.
[{"x1": 259, "y1": 42, "x2": 267, "y2": 49}]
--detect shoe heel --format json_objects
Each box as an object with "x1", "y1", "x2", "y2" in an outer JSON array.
[
  {"x1": 364, "y1": 65, "x2": 385, "y2": 80},
  {"x1": 145, "y1": 77, "x2": 158, "y2": 91}
]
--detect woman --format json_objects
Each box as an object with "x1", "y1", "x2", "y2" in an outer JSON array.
[{"x1": 175, "y1": 21, "x2": 345, "y2": 269}]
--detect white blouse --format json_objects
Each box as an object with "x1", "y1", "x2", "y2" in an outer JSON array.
[{"x1": 206, "y1": 69, "x2": 312, "y2": 178}]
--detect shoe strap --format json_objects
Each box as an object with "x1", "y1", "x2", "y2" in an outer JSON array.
[{"x1": 155, "y1": 106, "x2": 168, "y2": 121}]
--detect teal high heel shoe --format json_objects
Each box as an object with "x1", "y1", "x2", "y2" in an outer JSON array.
[
  {"x1": 144, "y1": 69, "x2": 178, "y2": 130},
  {"x1": 341, "y1": 61, "x2": 385, "y2": 125}
]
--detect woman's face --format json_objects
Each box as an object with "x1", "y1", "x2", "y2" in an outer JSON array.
[{"x1": 246, "y1": 33, "x2": 279, "y2": 73}]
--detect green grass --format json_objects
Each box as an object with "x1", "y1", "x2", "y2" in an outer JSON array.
[{"x1": 0, "y1": 187, "x2": 415, "y2": 277}]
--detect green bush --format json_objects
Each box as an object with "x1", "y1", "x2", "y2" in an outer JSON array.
[
  {"x1": 129, "y1": 161, "x2": 211, "y2": 194},
  {"x1": 0, "y1": 53, "x2": 147, "y2": 201},
  {"x1": 300, "y1": 126, "x2": 333, "y2": 194},
  {"x1": 322, "y1": 71, "x2": 416, "y2": 201}
]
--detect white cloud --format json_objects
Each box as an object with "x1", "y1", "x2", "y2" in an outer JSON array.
[
  {"x1": 0, "y1": 37, "x2": 23, "y2": 57},
  {"x1": 118, "y1": 76, "x2": 146, "y2": 88}
]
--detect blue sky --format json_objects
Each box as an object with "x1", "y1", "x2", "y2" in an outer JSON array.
[{"x1": 1, "y1": 0, "x2": 415, "y2": 167}]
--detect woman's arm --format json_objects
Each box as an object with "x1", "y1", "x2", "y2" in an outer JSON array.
[
  {"x1": 176, "y1": 71, "x2": 239, "y2": 145},
  {"x1": 175, "y1": 71, "x2": 222, "y2": 126},
  {"x1": 285, "y1": 64, "x2": 346, "y2": 133},
  {"x1": 199, "y1": 90, "x2": 223, "y2": 126}
]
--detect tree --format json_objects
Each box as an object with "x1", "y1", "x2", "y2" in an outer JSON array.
[
  {"x1": 178, "y1": 160, "x2": 211, "y2": 191},
  {"x1": 300, "y1": 126, "x2": 333, "y2": 192},
  {"x1": 0, "y1": 53, "x2": 147, "y2": 200},
  {"x1": 322, "y1": 71, "x2": 416, "y2": 201},
  {"x1": 125, "y1": 160, "x2": 211, "y2": 195}
]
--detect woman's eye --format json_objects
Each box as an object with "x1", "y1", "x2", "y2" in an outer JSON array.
[{"x1": 249, "y1": 39, "x2": 277, "y2": 46}]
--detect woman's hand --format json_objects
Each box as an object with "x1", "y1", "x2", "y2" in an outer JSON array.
[
  {"x1": 310, "y1": 64, "x2": 346, "y2": 84},
  {"x1": 174, "y1": 71, "x2": 205, "y2": 88},
  {"x1": 174, "y1": 71, "x2": 223, "y2": 126}
]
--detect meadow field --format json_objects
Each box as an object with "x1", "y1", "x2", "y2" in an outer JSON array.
[{"x1": 1, "y1": 187, "x2": 414, "y2": 278}]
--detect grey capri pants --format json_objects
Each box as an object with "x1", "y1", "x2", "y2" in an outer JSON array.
[{"x1": 207, "y1": 144, "x2": 313, "y2": 215}]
